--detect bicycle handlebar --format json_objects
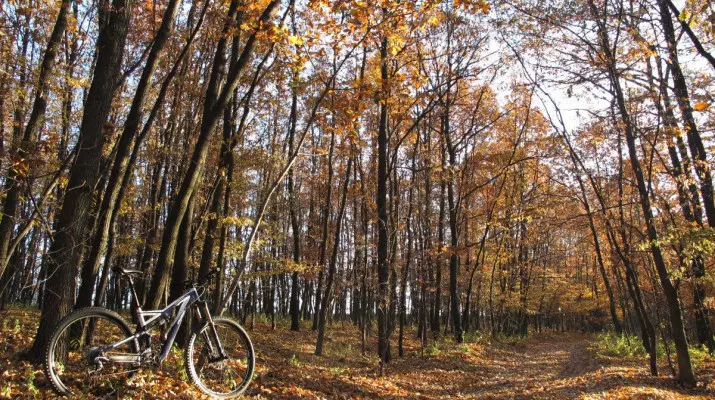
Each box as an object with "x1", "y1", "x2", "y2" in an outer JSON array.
[{"x1": 184, "y1": 269, "x2": 218, "y2": 289}]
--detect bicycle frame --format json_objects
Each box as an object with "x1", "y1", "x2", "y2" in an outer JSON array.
[{"x1": 98, "y1": 288, "x2": 200, "y2": 365}]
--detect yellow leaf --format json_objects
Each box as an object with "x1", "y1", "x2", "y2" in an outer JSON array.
[
  {"x1": 693, "y1": 102, "x2": 709, "y2": 112},
  {"x1": 288, "y1": 35, "x2": 304, "y2": 45}
]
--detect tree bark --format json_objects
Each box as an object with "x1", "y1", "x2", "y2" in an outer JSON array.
[
  {"x1": 29, "y1": 0, "x2": 132, "y2": 362},
  {"x1": 312, "y1": 132, "x2": 335, "y2": 330},
  {"x1": 398, "y1": 139, "x2": 417, "y2": 357},
  {"x1": 377, "y1": 34, "x2": 390, "y2": 373},
  {"x1": 287, "y1": 57, "x2": 302, "y2": 331},
  {"x1": 199, "y1": 16, "x2": 241, "y2": 282},
  {"x1": 658, "y1": 0, "x2": 715, "y2": 228},
  {"x1": 442, "y1": 102, "x2": 463, "y2": 344},
  {"x1": 648, "y1": 56, "x2": 715, "y2": 352}
]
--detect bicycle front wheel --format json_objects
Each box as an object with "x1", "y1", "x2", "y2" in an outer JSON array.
[
  {"x1": 44, "y1": 307, "x2": 138, "y2": 397},
  {"x1": 185, "y1": 317, "x2": 255, "y2": 398}
]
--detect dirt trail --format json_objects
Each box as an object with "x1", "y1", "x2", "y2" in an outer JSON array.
[
  {"x1": 382, "y1": 333, "x2": 605, "y2": 399},
  {"x1": 337, "y1": 333, "x2": 713, "y2": 400}
]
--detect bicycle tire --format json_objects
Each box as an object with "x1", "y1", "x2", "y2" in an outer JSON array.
[
  {"x1": 44, "y1": 306, "x2": 138, "y2": 396},
  {"x1": 185, "y1": 317, "x2": 255, "y2": 398}
]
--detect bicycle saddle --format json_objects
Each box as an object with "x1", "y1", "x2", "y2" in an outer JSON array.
[{"x1": 114, "y1": 267, "x2": 144, "y2": 277}]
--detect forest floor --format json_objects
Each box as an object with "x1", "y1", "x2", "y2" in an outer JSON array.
[{"x1": 1, "y1": 306, "x2": 714, "y2": 399}]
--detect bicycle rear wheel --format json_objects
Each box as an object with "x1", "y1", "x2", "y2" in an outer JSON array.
[
  {"x1": 44, "y1": 307, "x2": 139, "y2": 396},
  {"x1": 185, "y1": 317, "x2": 255, "y2": 398}
]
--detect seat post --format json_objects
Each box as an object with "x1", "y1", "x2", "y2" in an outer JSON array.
[{"x1": 126, "y1": 276, "x2": 142, "y2": 312}]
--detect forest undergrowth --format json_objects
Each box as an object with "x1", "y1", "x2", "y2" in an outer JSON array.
[{"x1": 1, "y1": 307, "x2": 714, "y2": 399}]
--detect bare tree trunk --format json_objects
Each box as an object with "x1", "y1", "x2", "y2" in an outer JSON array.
[
  {"x1": 590, "y1": 0, "x2": 694, "y2": 384},
  {"x1": 376, "y1": 34, "x2": 390, "y2": 374},
  {"x1": 170, "y1": 193, "x2": 195, "y2": 347},
  {"x1": 287, "y1": 62, "x2": 302, "y2": 332},
  {"x1": 75, "y1": 0, "x2": 182, "y2": 310},
  {"x1": 658, "y1": 0, "x2": 715, "y2": 228},
  {"x1": 442, "y1": 103, "x2": 463, "y2": 344},
  {"x1": 312, "y1": 133, "x2": 335, "y2": 330},
  {"x1": 316, "y1": 158, "x2": 352, "y2": 355},
  {"x1": 648, "y1": 57, "x2": 715, "y2": 352},
  {"x1": 664, "y1": 0, "x2": 715, "y2": 71},
  {"x1": 398, "y1": 140, "x2": 417, "y2": 357},
  {"x1": 560, "y1": 133, "x2": 622, "y2": 334},
  {"x1": 433, "y1": 140, "x2": 446, "y2": 338}
]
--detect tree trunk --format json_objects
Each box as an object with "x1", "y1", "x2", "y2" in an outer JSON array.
[
  {"x1": 287, "y1": 55, "x2": 302, "y2": 331},
  {"x1": 590, "y1": 0, "x2": 695, "y2": 384},
  {"x1": 28, "y1": 0, "x2": 132, "y2": 362},
  {"x1": 398, "y1": 140, "x2": 417, "y2": 357},
  {"x1": 443, "y1": 105, "x2": 463, "y2": 344},
  {"x1": 562, "y1": 136, "x2": 622, "y2": 334},
  {"x1": 316, "y1": 158, "x2": 352, "y2": 355},
  {"x1": 433, "y1": 140, "x2": 446, "y2": 338},
  {"x1": 313, "y1": 132, "x2": 335, "y2": 330},
  {"x1": 170, "y1": 193, "x2": 195, "y2": 347},
  {"x1": 648, "y1": 57, "x2": 715, "y2": 352},
  {"x1": 376, "y1": 34, "x2": 390, "y2": 373},
  {"x1": 75, "y1": 0, "x2": 181, "y2": 310},
  {"x1": 145, "y1": 0, "x2": 280, "y2": 308},
  {"x1": 658, "y1": 0, "x2": 715, "y2": 228}
]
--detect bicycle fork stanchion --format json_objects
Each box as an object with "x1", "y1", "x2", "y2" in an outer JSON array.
[{"x1": 199, "y1": 301, "x2": 228, "y2": 360}]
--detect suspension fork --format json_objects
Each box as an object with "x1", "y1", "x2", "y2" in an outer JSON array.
[{"x1": 197, "y1": 301, "x2": 227, "y2": 360}]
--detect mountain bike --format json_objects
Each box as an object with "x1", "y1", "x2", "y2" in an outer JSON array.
[{"x1": 44, "y1": 268, "x2": 254, "y2": 398}]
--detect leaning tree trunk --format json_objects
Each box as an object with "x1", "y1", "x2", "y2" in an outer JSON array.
[
  {"x1": 658, "y1": 0, "x2": 715, "y2": 228},
  {"x1": 29, "y1": 0, "x2": 132, "y2": 362},
  {"x1": 648, "y1": 57, "x2": 715, "y2": 352},
  {"x1": 75, "y1": 0, "x2": 181, "y2": 310},
  {"x1": 199, "y1": 23, "x2": 241, "y2": 282},
  {"x1": 145, "y1": 0, "x2": 280, "y2": 309},
  {"x1": 562, "y1": 135, "x2": 622, "y2": 334},
  {"x1": 576, "y1": 118, "x2": 659, "y2": 375}
]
